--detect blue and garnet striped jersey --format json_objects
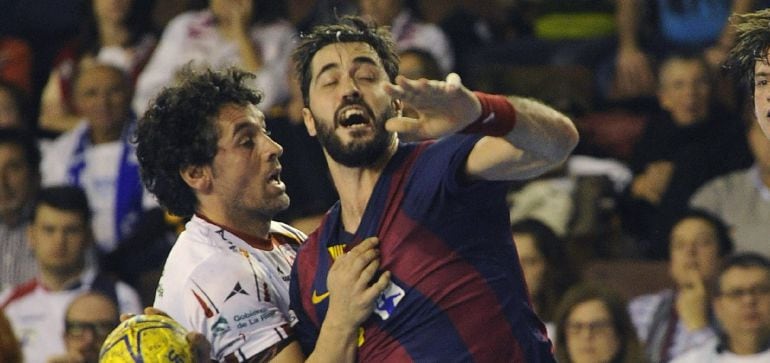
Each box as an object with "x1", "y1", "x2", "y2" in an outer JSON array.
[{"x1": 289, "y1": 134, "x2": 555, "y2": 362}]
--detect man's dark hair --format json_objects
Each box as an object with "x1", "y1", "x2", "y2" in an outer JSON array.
[
  {"x1": 0, "y1": 128, "x2": 40, "y2": 177},
  {"x1": 292, "y1": 15, "x2": 399, "y2": 106},
  {"x1": 668, "y1": 208, "x2": 734, "y2": 257},
  {"x1": 34, "y1": 185, "x2": 92, "y2": 224},
  {"x1": 135, "y1": 67, "x2": 262, "y2": 217},
  {"x1": 726, "y1": 8, "x2": 770, "y2": 91},
  {"x1": 714, "y1": 252, "x2": 770, "y2": 294}
]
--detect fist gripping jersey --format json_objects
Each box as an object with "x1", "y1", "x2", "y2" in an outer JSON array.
[
  {"x1": 290, "y1": 135, "x2": 555, "y2": 362},
  {"x1": 154, "y1": 215, "x2": 305, "y2": 362}
]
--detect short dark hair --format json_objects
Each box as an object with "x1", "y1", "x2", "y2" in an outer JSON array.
[
  {"x1": 668, "y1": 209, "x2": 734, "y2": 257},
  {"x1": 0, "y1": 128, "x2": 40, "y2": 177},
  {"x1": 292, "y1": 15, "x2": 399, "y2": 107},
  {"x1": 135, "y1": 67, "x2": 262, "y2": 217},
  {"x1": 726, "y1": 8, "x2": 770, "y2": 91},
  {"x1": 714, "y1": 252, "x2": 770, "y2": 294},
  {"x1": 34, "y1": 185, "x2": 92, "y2": 224}
]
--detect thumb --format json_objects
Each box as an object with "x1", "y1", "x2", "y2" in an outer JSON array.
[{"x1": 385, "y1": 116, "x2": 422, "y2": 135}]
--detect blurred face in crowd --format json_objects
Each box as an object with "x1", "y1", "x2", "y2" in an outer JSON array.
[
  {"x1": 753, "y1": 49, "x2": 770, "y2": 140},
  {"x1": 359, "y1": 0, "x2": 402, "y2": 26},
  {"x1": 714, "y1": 266, "x2": 770, "y2": 345},
  {"x1": 302, "y1": 42, "x2": 398, "y2": 167},
  {"x1": 93, "y1": 0, "x2": 132, "y2": 25},
  {"x1": 657, "y1": 58, "x2": 711, "y2": 126},
  {"x1": 565, "y1": 299, "x2": 621, "y2": 363},
  {"x1": 28, "y1": 204, "x2": 90, "y2": 278},
  {"x1": 73, "y1": 65, "x2": 130, "y2": 140},
  {"x1": 513, "y1": 232, "x2": 546, "y2": 298},
  {"x1": 64, "y1": 293, "x2": 119, "y2": 363},
  {"x1": 0, "y1": 143, "x2": 35, "y2": 223},
  {"x1": 669, "y1": 217, "x2": 721, "y2": 288}
]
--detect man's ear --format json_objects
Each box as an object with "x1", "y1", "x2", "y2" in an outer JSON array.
[
  {"x1": 302, "y1": 108, "x2": 317, "y2": 137},
  {"x1": 179, "y1": 164, "x2": 210, "y2": 192}
]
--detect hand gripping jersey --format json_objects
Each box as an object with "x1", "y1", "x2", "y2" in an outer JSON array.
[
  {"x1": 290, "y1": 135, "x2": 555, "y2": 362},
  {"x1": 154, "y1": 215, "x2": 305, "y2": 362}
]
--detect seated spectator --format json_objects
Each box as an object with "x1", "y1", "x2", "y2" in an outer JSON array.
[
  {"x1": 512, "y1": 218, "x2": 577, "y2": 338},
  {"x1": 690, "y1": 120, "x2": 770, "y2": 257},
  {"x1": 554, "y1": 283, "x2": 645, "y2": 363},
  {"x1": 0, "y1": 129, "x2": 40, "y2": 292},
  {"x1": 40, "y1": 63, "x2": 163, "y2": 256},
  {"x1": 0, "y1": 310, "x2": 21, "y2": 363},
  {"x1": 47, "y1": 291, "x2": 120, "y2": 363},
  {"x1": 671, "y1": 252, "x2": 770, "y2": 362},
  {"x1": 629, "y1": 209, "x2": 734, "y2": 363},
  {"x1": 0, "y1": 185, "x2": 141, "y2": 362},
  {"x1": 620, "y1": 52, "x2": 750, "y2": 257},
  {"x1": 39, "y1": 0, "x2": 156, "y2": 133},
  {"x1": 132, "y1": 0, "x2": 295, "y2": 116},
  {"x1": 358, "y1": 0, "x2": 454, "y2": 73}
]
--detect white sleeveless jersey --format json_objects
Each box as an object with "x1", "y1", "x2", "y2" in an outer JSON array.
[{"x1": 154, "y1": 215, "x2": 305, "y2": 362}]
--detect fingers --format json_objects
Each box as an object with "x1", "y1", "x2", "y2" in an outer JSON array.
[
  {"x1": 385, "y1": 116, "x2": 421, "y2": 134},
  {"x1": 187, "y1": 332, "x2": 212, "y2": 363},
  {"x1": 144, "y1": 306, "x2": 169, "y2": 317},
  {"x1": 119, "y1": 313, "x2": 134, "y2": 322}
]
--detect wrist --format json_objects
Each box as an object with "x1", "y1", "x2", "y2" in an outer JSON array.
[{"x1": 460, "y1": 92, "x2": 516, "y2": 136}]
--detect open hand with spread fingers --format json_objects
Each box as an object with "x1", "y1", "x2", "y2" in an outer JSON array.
[{"x1": 383, "y1": 73, "x2": 482, "y2": 140}]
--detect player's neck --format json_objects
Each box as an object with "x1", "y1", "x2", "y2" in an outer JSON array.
[
  {"x1": 328, "y1": 141, "x2": 397, "y2": 233},
  {"x1": 197, "y1": 208, "x2": 271, "y2": 240}
]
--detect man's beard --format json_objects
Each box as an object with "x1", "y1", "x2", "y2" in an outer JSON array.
[{"x1": 314, "y1": 103, "x2": 396, "y2": 167}]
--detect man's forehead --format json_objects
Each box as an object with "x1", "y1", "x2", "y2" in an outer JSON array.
[{"x1": 311, "y1": 42, "x2": 382, "y2": 70}]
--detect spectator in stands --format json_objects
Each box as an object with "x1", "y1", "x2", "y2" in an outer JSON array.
[
  {"x1": 671, "y1": 252, "x2": 770, "y2": 362},
  {"x1": 0, "y1": 310, "x2": 21, "y2": 363},
  {"x1": 628, "y1": 209, "x2": 734, "y2": 363},
  {"x1": 512, "y1": 218, "x2": 577, "y2": 338},
  {"x1": 47, "y1": 291, "x2": 120, "y2": 363},
  {"x1": 621, "y1": 52, "x2": 750, "y2": 257},
  {"x1": 613, "y1": 0, "x2": 755, "y2": 99},
  {"x1": 0, "y1": 185, "x2": 141, "y2": 362},
  {"x1": 39, "y1": 0, "x2": 156, "y2": 133},
  {"x1": 0, "y1": 129, "x2": 40, "y2": 292},
  {"x1": 40, "y1": 63, "x2": 170, "y2": 303},
  {"x1": 690, "y1": 119, "x2": 770, "y2": 257},
  {"x1": 358, "y1": 0, "x2": 454, "y2": 73},
  {"x1": 133, "y1": 0, "x2": 295, "y2": 116},
  {"x1": 554, "y1": 283, "x2": 645, "y2": 363},
  {"x1": 0, "y1": 36, "x2": 33, "y2": 94}
]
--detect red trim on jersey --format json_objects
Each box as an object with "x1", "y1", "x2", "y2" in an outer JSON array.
[
  {"x1": 192, "y1": 289, "x2": 214, "y2": 318},
  {"x1": 0, "y1": 279, "x2": 38, "y2": 309}
]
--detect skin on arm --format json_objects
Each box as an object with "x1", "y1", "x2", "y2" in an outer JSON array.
[
  {"x1": 704, "y1": 0, "x2": 755, "y2": 68},
  {"x1": 216, "y1": 0, "x2": 263, "y2": 74},
  {"x1": 614, "y1": 0, "x2": 655, "y2": 98},
  {"x1": 384, "y1": 73, "x2": 579, "y2": 181}
]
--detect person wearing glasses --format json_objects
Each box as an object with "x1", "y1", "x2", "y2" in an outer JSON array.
[
  {"x1": 553, "y1": 283, "x2": 646, "y2": 363},
  {"x1": 0, "y1": 186, "x2": 141, "y2": 362},
  {"x1": 671, "y1": 252, "x2": 770, "y2": 362},
  {"x1": 48, "y1": 291, "x2": 120, "y2": 363}
]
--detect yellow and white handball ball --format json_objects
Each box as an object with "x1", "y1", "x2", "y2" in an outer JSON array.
[{"x1": 99, "y1": 314, "x2": 194, "y2": 363}]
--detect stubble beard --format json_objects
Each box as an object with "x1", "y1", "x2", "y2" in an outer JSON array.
[{"x1": 314, "y1": 104, "x2": 396, "y2": 167}]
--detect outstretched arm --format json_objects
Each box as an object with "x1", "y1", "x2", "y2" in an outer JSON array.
[{"x1": 384, "y1": 73, "x2": 578, "y2": 181}]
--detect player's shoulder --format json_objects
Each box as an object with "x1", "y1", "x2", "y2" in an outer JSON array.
[{"x1": 270, "y1": 221, "x2": 307, "y2": 244}]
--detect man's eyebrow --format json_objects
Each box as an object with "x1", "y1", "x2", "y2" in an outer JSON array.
[
  {"x1": 352, "y1": 56, "x2": 378, "y2": 68},
  {"x1": 231, "y1": 121, "x2": 256, "y2": 137},
  {"x1": 314, "y1": 55, "x2": 381, "y2": 83}
]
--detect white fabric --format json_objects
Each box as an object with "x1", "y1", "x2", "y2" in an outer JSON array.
[
  {"x1": 132, "y1": 10, "x2": 295, "y2": 115},
  {"x1": 671, "y1": 338, "x2": 770, "y2": 363},
  {"x1": 154, "y1": 216, "x2": 306, "y2": 362},
  {"x1": 0, "y1": 267, "x2": 141, "y2": 363},
  {"x1": 40, "y1": 120, "x2": 157, "y2": 253},
  {"x1": 390, "y1": 10, "x2": 454, "y2": 73}
]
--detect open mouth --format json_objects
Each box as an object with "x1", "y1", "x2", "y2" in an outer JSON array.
[
  {"x1": 337, "y1": 105, "x2": 372, "y2": 128},
  {"x1": 267, "y1": 168, "x2": 283, "y2": 186}
]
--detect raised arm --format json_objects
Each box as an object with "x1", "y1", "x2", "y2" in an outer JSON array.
[{"x1": 384, "y1": 73, "x2": 578, "y2": 181}]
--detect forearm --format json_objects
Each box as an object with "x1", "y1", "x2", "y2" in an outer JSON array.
[
  {"x1": 616, "y1": 0, "x2": 641, "y2": 50},
  {"x1": 233, "y1": 30, "x2": 263, "y2": 74},
  {"x1": 304, "y1": 319, "x2": 359, "y2": 363}
]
